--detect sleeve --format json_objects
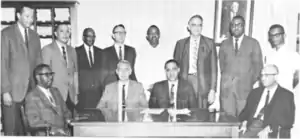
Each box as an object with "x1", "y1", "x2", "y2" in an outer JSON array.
[
  {"x1": 238, "y1": 90, "x2": 254, "y2": 122},
  {"x1": 130, "y1": 48, "x2": 137, "y2": 81},
  {"x1": 97, "y1": 86, "x2": 109, "y2": 109},
  {"x1": 173, "y1": 41, "x2": 181, "y2": 62},
  {"x1": 138, "y1": 83, "x2": 148, "y2": 108},
  {"x1": 219, "y1": 43, "x2": 226, "y2": 74},
  {"x1": 1, "y1": 32, "x2": 12, "y2": 93},
  {"x1": 148, "y1": 83, "x2": 158, "y2": 108},
  {"x1": 24, "y1": 95, "x2": 48, "y2": 127},
  {"x1": 251, "y1": 40, "x2": 263, "y2": 84},
  {"x1": 210, "y1": 42, "x2": 218, "y2": 91},
  {"x1": 280, "y1": 93, "x2": 295, "y2": 129}
]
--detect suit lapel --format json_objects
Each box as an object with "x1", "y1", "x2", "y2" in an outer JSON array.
[
  {"x1": 79, "y1": 45, "x2": 90, "y2": 68},
  {"x1": 53, "y1": 41, "x2": 67, "y2": 66},
  {"x1": 251, "y1": 87, "x2": 265, "y2": 117},
  {"x1": 13, "y1": 24, "x2": 28, "y2": 57},
  {"x1": 110, "y1": 46, "x2": 119, "y2": 61},
  {"x1": 197, "y1": 36, "x2": 207, "y2": 59},
  {"x1": 36, "y1": 87, "x2": 59, "y2": 114},
  {"x1": 163, "y1": 80, "x2": 170, "y2": 102},
  {"x1": 126, "y1": 80, "x2": 133, "y2": 102},
  {"x1": 124, "y1": 45, "x2": 129, "y2": 61},
  {"x1": 264, "y1": 86, "x2": 281, "y2": 120},
  {"x1": 66, "y1": 45, "x2": 73, "y2": 68}
]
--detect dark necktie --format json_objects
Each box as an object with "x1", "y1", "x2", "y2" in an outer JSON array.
[
  {"x1": 62, "y1": 46, "x2": 67, "y2": 63},
  {"x1": 235, "y1": 38, "x2": 239, "y2": 54},
  {"x1": 122, "y1": 84, "x2": 126, "y2": 121},
  {"x1": 25, "y1": 28, "x2": 29, "y2": 48},
  {"x1": 119, "y1": 46, "x2": 123, "y2": 60},
  {"x1": 169, "y1": 84, "x2": 175, "y2": 108},
  {"x1": 89, "y1": 46, "x2": 93, "y2": 67},
  {"x1": 257, "y1": 90, "x2": 270, "y2": 119}
]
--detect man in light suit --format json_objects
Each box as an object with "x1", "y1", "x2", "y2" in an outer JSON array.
[
  {"x1": 239, "y1": 65, "x2": 295, "y2": 138},
  {"x1": 97, "y1": 60, "x2": 148, "y2": 121},
  {"x1": 1, "y1": 5, "x2": 42, "y2": 135},
  {"x1": 102, "y1": 24, "x2": 137, "y2": 86},
  {"x1": 173, "y1": 15, "x2": 217, "y2": 109},
  {"x1": 76, "y1": 28, "x2": 104, "y2": 110},
  {"x1": 25, "y1": 64, "x2": 72, "y2": 136},
  {"x1": 219, "y1": 15, "x2": 263, "y2": 120},
  {"x1": 42, "y1": 24, "x2": 78, "y2": 113},
  {"x1": 149, "y1": 59, "x2": 197, "y2": 109}
]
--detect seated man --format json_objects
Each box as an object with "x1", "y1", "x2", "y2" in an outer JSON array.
[
  {"x1": 97, "y1": 60, "x2": 148, "y2": 121},
  {"x1": 25, "y1": 64, "x2": 71, "y2": 136},
  {"x1": 149, "y1": 59, "x2": 197, "y2": 109},
  {"x1": 239, "y1": 64, "x2": 295, "y2": 138}
]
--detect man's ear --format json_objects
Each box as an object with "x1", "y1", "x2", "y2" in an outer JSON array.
[{"x1": 17, "y1": 13, "x2": 21, "y2": 20}]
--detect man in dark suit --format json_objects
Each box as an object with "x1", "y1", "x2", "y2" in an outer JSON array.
[
  {"x1": 219, "y1": 15, "x2": 263, "y2": 120},
  {"x1": 239, "y1": 64, "x2": 295, "y2": 138},
  {"x1": 149, "y1": 59, "x2": 197, "y2": 109},
  {"x1": 174, "y1": 15, "x2": 217, "y2": 109},
  {"x1": 1, "y1": 5, "x2": 42, "y2": 135},
  {"x1": 25, "y1": 64, "x2": 71, "y2": 136},
  {"x1": 76, "y1": 28, "x2": 104, "y2": 110},
  {"x1": 102, "y1": 24, "x2": 137, "y2": 86}
]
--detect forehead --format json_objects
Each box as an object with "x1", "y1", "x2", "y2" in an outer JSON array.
[
  {"x1": 232, "y1": 2, "x2": 239, "y2": 6},
  {"x1": 269, "y1": 27, "x2": 283, "y2": 34},
  {"x1": 57, "y1": 25, "x2": 69, "y2": 31},
  {"x1": 114, "y1": 26, "x2": 125, "y2": 32},
  {"x1": 148, "y1": 27, "x2": 159, "y2": 33},
  {"x1": 21, "y1": 7, "x2": 34, "y2": 14},
  {"x1": 189, "y1": 17, "x2": 202, "y2": 24},
  {"x1": 166, "y1": 62, "x2": 178, "y2": 69},
  {"x1": 84, "y1": 29, "x2": 95, "y2": 35},
  {"x1": 39, "y1": 67, "x2": 51, "y2": 73},
  {"x1": 262, "y1": 66, "x2": 277, "y2": 74},
  {"x1": 118, "y1": 63, "x2": 130, "y2": 69},
  {"x1": 231, "y1": 18, "x2": 244, "y2": 24}
]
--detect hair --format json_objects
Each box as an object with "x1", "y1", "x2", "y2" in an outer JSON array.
[
  {"x1": 83, "y1": 27, "x2": 95, "y2": 36},
  {"x1": 147, "y1": 25, "x2": 160, "y2": 35},
  {"x1": 117, "y1": 60, "x2": 132, "y2": 70},
  {"x1": 188, "y1": 14, "x2": 203, "y2": 24},
  {"x1": 33, "y1": 64, "x2": 51, "y2": 84},
  {"x1": 54, "y1": 23, "x2": 70, "y2": 32},
  {"x1": 16, "y1": 5, "x2": 34, "y2": 14},
  {"x1": 112, "y1": 24, "x2": 126, "y2": 33},
  {"x1": 164, "y1": 59, "x2": 180, "y2": 69},
  {"x1": 268, "y1": 24, "x2": 285, "y2": 34},
  {"x1": 231, "y1": 15, "x2": 245, "y2": 25},
  {"x1": 263, "y1": 64, "x2": 280, "y2": 74}
]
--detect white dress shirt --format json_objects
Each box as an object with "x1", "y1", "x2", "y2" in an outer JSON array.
[
  {"x1": 189, "y1": 36, "x2": 201, "y2": 74},
  {"x1": 168, "y1": 80, "x2": 178, "y2": 109},
  {"x1": 84, "y1": 43, "x2": 94, "y2": 66},
  {"x1": 56, "y1": 40, "x2": 68, "y2": 63},
  {"x1": 118, "y1": 80, "x2": 129, "y2": 122},
  {"x1": 18, "y1": 22, "x2": 28, "y2": 42},
  {"x1": 38, "y1": 86, "x2": 56, "y2": 106},
  {"x1": 265, "y1": 45, "x2": 300, "y2": 92},
  {"x1": 232, "y1": 34, "x2": 244, "y2": 50},
  {"x1": 114, "y1": 44, "x2": 125, "y2": 60},
  {"x1": 253, "y1": 85, "x2": 278, "y2": 120}
]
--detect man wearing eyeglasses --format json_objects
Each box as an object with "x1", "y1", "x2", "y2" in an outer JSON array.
[
  {"x1": 102, "y1": 24, "x2": 137, "y2": 87},
  {"x1": 219, "y1": 15, "x2": 263, "y2": 121},
  {"x1": 76, "y1": 28, "x2": 105, "y2": 110},
  {"x1": 173, "y1": 15, "x2": 218, "y2": 109},
  {"x1": 25, "y1": 64, "x2": 72, "y2": 136},
  {"x1": 239, "y1": 64, "x2": 295, "y2": 138}
]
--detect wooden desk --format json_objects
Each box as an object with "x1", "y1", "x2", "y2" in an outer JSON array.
[{"x1": 72, "y1": 122, "x2": 239, "y2": 138}]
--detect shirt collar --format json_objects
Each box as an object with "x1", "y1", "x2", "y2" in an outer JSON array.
[
  {"x1": 119, "y1": 80, "x2": 130, "y2": 87},
  {"x1": 190, "y1": 35, "x2": 201, "y2": 42},
  {"x1": 265, "y1": 84, "x2": 278, "y2": 95},
  {"x1": 168, "y1": 80, "x2": 179, "y2": 87},
  {"x1": 84, "y1": 43, "x2": 94, "y2": 50},
  {"x1": 56, "y1": 40, "x2": 66, "y2": 48},
  {"x1": 233, "y1": 34, "x2": 244, "y2": 42},
  {"x1": 38, "y1": 85, "x2": 50, "y2": 95},
  {"x1": 17, "y1": 22, "x2": 26, "y2": 33}
]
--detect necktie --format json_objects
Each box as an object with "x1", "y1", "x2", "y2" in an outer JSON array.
[
  {"x1": 170, "y1": 84, "x2": 175, "y2": 109},
  {"x1": 47, "y1": 90, "x2": 55, "y2": 106},
  {"x1": 257, "y1": 90, "x2": 270, "y2": 119},
  {"x1": 235, "y1": 38, "x2": 239, "y2": 54},
  {"x1": 122, "y1": 84, "x2": 126, "y2": 121},
  {"x1": 119, "y1": 46, "x2": 123, "y2": 60},
  {"x1": 62, "y1": 46, "x2": 67, "y2": 63},
  {"x1": 88, "y1": 46, "x2": 93, "y2": 67},
  {"x1": 25, "y1": 28, "x2": 29, "y2": 48},
  {"x1": 192, "y1": 39, "x2": 198, "y2": 71}
]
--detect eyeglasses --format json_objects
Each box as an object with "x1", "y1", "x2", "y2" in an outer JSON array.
[
  {"x1": 83, "y1": 35, "x2": 96, "y2": 38},
  {"x1": 231, "y1": 23, "x2": 244, "y2": 28},
  {"x1": 114, "y1": 31, "x2": 126, "y2": 35},
  {"x1": 261, "y1": 73, "x2": 277, "y2": 77},
  {"x1": 190, "y1": 23, "x2": 203, "y2": 27},
  {"x1": 38, "y1": 72, "x2": 55, "y2": 77},
  {"x1": 269, "y1": 32, "x2": 284, "y2": 38}
]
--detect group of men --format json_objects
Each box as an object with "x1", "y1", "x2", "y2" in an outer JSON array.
[{"x1": 1, "y1": 4, "x2": 299, "y2": 138}]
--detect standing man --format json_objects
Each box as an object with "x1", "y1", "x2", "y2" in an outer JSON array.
[
  {"x1": 1, "y1": 5, "x2": 42, "y2": 135},
  {"x1": 219, "y1": 15, "x2": 263, "y2": 120},
  {"x1": 76, "y1": 28, "x2": 104, "y2": 110},
  {"x1": 102, "y1": 24, "x2": 137, "y2": 86},
  {"x1": 136, "y1": 25, "x2": 172, "y2": 98},
  {"x1": 42, "y1": 24, "x2": 78, "y2": 113},
  {"x1": 174, "y1": 15, "x2": 218, "y2": 108}
]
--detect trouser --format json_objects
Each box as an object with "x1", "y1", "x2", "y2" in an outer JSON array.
[
  {"x1": 1, "y1": 100, "x2": 25, "y2": 136},
  {"x1": 220, "y1": 88, "x2": 246, "y2": 117},
  {"x1": 187, "y1": 74, "x2": 207, "y2": 108}
]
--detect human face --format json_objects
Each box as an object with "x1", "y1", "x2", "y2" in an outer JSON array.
[
  {"x1": 17, "y1": 7, "x2": 34, "y2": 28},
  {"x1": 165, "y1": 62, "x2": 180, "y2": 81},
  {"x1": 55, "y1": 25, "x2": 70, "y2": 44},
  {"x1": 146, "y1": 27, "x2": 160, "y2": 47},
  {"x1": 113, "y1": 26, "x2": 126, "y2": 44},
  {"x1": 37, "y1": 67, "x2": 54, "y2": 89},
  {"x1": 83, "y1": 29, "x2": 96, "y2": 46},
  {"x1": 268, "y1": 27, "x2": 285, "y2": 48},
  {"x1": 230, "y1": 18, "x2": 245, "y2": 38},
  {"x1": 188, "y1": 17, "x2": 203, "y2": 36},
  {"x1": 260, "y1": 68, "x2": 277, "y2": 88},
  {"x1": 231, "y1": 2, "x2": 239, "y2": 13},
  {"x1": 116, "y1": 63, "x2": 132, "y2": 81}
]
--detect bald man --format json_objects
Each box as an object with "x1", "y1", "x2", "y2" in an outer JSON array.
[{"x1": 239, "y1": 65, "x2": 295, "y2": 138}]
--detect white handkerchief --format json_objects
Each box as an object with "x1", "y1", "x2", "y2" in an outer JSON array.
[
  {"x1": 140, "y1": 108, "x2": 164, "y2": 115},
  {"x1": 168, "y1": 108, "x2": 191, "y2": 116}
]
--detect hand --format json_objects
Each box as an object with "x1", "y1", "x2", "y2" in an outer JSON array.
[
  {"x1": 3, "y1": 92, "x2": 12, "y2": 106},
  {"x1": 238, "y1": 121, "x2": 247, "y2": 134},
  {"x1": 258, "y1": 126, "x2": 272, "y2": 139},
  {"x1": 208, "y1": 90, "x2": 216, "y2": 104}
]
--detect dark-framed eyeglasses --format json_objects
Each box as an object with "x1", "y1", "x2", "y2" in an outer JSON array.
[
  {"x1": 114, "y1": 31, "x2": 127, "y2": 35},
  {"x1": 83, "y1": 35, "x2": 96, "y2": 38},
  {"x1": 261, "y1": 73, "x2": 277, "y2": 77},
  {"x1": 38, "y1": 72, "x2": 55, "y2": 77},
  {"x1": 269, "y1": 32, "x2": 284, "y2": 38}
]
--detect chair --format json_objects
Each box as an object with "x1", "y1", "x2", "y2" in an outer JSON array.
[{"x1": 20, "y1": 105, "x2": 51, "y2": 136}]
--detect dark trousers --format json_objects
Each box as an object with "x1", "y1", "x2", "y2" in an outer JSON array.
[
  {"x1": 187, "y1": 74, "x2": 208, "y2": 108},
  {"x1": 1, "y1": 101, "x2": 25, "y2": 136}
]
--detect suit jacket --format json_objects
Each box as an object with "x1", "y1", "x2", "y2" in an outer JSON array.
[
  {"x1": 42, "y1": 41, "x2": 78, "y2": 103},
  {"x1": 1, "y1": 24, "x2": 42, "y2": 102},
  {"x1": 102, "y1": 45, "x2": 137, "y2": 86},
  {"x1": 76, "y1": 45, "x2": 105, "y2": 109},
  {"x1": 149, "y1": 79, "x2": 198, "y2": 109},
  {"x1": 239, "y1": 86, "x2": 295, "y2": 138},
  {"x1": 97, "y1": 80, "x2": 148, "y2": 111},
  {"x1": 173, "y1": 36, "x2": 217, "y2": 95},
  {"x1": 24, "y1": 87, "x2": 71, "y2": 134},
  {"x1": 219, "y1": 36, "x2": 263, "y2": 100}
]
